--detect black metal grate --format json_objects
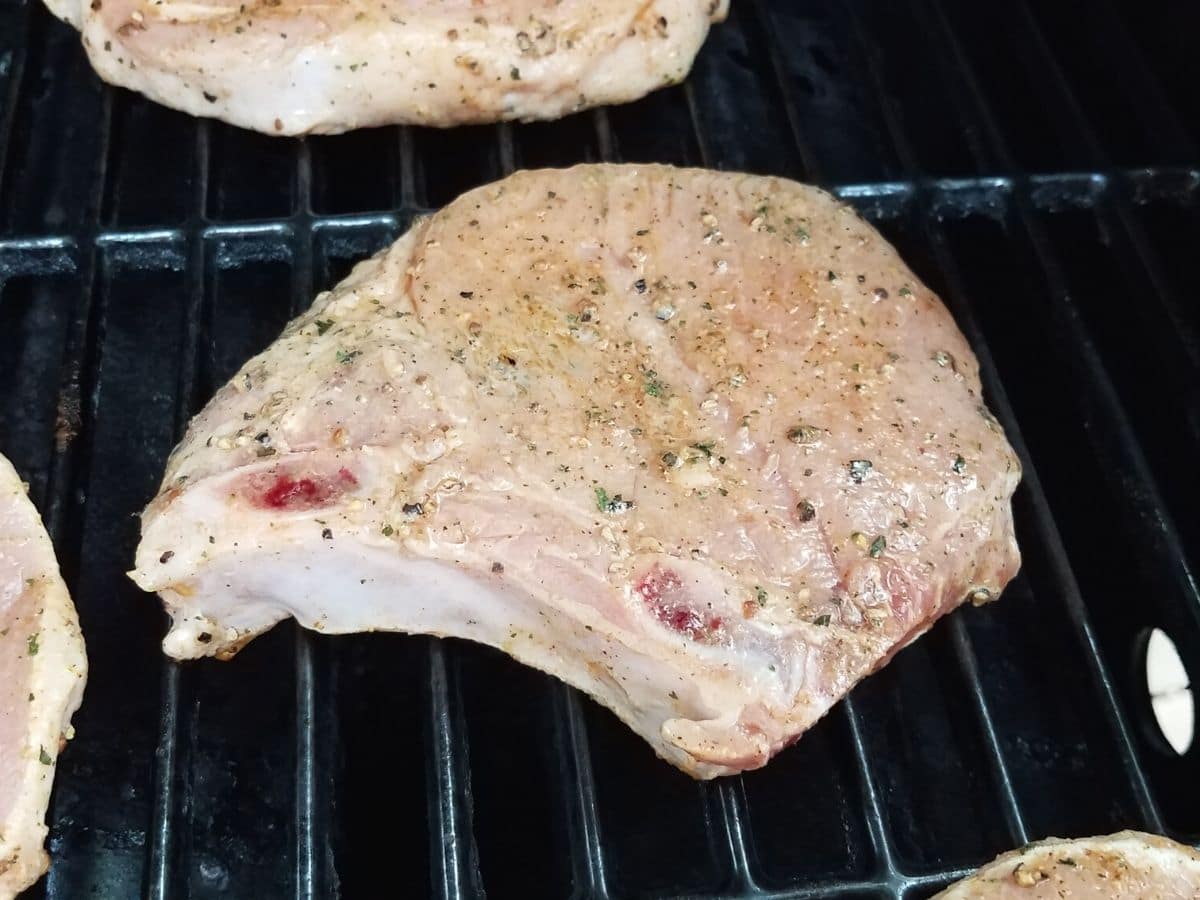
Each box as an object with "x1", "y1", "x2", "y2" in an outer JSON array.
[{"x1": 0, "y1": 0, "x2": 1197, "y2": 897}]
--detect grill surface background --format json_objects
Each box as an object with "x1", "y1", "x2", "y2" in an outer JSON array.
[{"x1": 0, "y1": 1, "x2": 1198, "y2": 897}]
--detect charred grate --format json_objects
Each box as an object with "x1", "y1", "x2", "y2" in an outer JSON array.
[{"x1": 0, "y1": 0, "x2": 1198, "y2": 898}]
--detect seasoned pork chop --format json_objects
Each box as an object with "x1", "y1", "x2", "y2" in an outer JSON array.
[
  {"x1": 935, "y1": 832, "x2": 1200, "y2": 899},
  {"x1": 131, "y1": 164, "x2": 1020, "y2": 777},
  {"x1": 45, "y1": 0, "x2": 728, "y2": 134},
  {"x1": 0, "y1": 455, "x2": 86, "y2": 898}
]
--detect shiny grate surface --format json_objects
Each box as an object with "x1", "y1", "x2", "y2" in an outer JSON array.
[{"x1": 0, "y1": 1, "x2": 1198, "y2": 897}]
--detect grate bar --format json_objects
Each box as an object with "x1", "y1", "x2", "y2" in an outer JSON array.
[
  {"x1": 294, "y1": 630, "x2": 337, "y2": 900},
  {"x1": 398, "y1": 126, "x2": 418, "y2": 208},
  {"x1": 681, "y1": 79, "x2": 711, "y2": 169},
  {"x1": 425, "y1": 641, "x2": 484, "y2": 900},
  {"x1": 146, "y1": 664, "x2": 187, "y2": 900},
  {"x1": 1, "y1": 169, "x2": 1198, "y2": 268},
  {"x1": 1104, "y1": 181, "x2": 1200, "y2": 373},
  {"x1": 747, "y1": 0, "x2": 823, "y2": 182},
  {"x1": 286, "y1": 136, "x2": 343, "y2": 900},
  {"x1": 37, "y1": 61, "x2": 113, "y2": 532},
  {"x1": 705, "y1": 778, "x2": 761, "y2": 893},
  {"x1": 656, "y1": 866, "x2": 974, "y2": 900},
  {"x1": 146, "y1": 115, "x2": 211, "y2": 900},
  {"x1": 841, "y1": 697, "x2": 900, "y2": 889},
  {"x1": 945, "y1": 619, "x2": 1030, "y2": 845},
  {"x1": 496, "y1": 121, "x2": 517, "y2": 178},
  {"x1": 591, "y1": 108, "x2": 615, "y2": 165},
  {"x1": 553, "y1": 685, "x2": 610, "y2": 900},
  {"x1": 0, "y1": 2, "x2": 31, "y2": 205}
]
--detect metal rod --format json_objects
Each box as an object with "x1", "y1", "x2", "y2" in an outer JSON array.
[
  {"x1": 552, "y1": 686, "x2": 610, "y2": 900},
  {"x1": 425, "y1": 641, "x2": 483, "y2": 900}
]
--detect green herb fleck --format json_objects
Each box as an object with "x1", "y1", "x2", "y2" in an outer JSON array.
[
  {"x1": 899, "y1": 286, "x2": 913, "y2": 297},
  {"x1": 661, "y1": 451, "x2": 679, "y2": 468},
  {"x1": 690, "y1": 441, "x2": 714, "y2": 458},
  {"x1": 952, "y1": 454, "x2": 966, "y2": 474},
  {"x1": 813, "y1": 614, "x2": 831, "y2": 626},
  {"x1": 827, "y1": 270, "x2": 839, "y2": 282},
  {"x1": 645, "y1": 376, "x2": 667, "y2": 398},
  {"x1": 510, "y1": 66, "x2": 521, "y2": 80},
  {"x1": 932, "y1": 349, "x2": 956, "y2": 369},
  {"x1": 595, "y1": 487, "x2": 635, "y2": 514},
  {"x1": 848, "y1": 459, "x2": 873, "y2": 483},
  {"x1": 315, "y1": 319, "x2": 333, "y2": 336},
  {"x1": 755, "y1": 586, "x2": 768, "y2": 607},
  {"x1": 794, "y1": 226, "x2": 810, "y2": 242},
  {"x1": 336, "y1": 348, "x2": 361, "y2": 365},
  {"x1": 869, "y1": 535, "x2": 886, "y2": 558},
  {"x1": 381, "y1": 524, "x2": 394, "y2": 537},
  {"x1": 796, "y1": 499, "x2": 817, "y2": 522},
  {"x1": 38, "y1": 747, "x2": 51, "y2": 766},
  {"x1": 26, "y1": 633, "x2": 38, "y2": 656}
]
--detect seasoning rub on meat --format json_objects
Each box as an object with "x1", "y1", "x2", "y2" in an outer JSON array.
[
  {"x1": 46, "y1": 0, "x2": 729, "y2": 134},
  {"x1": 131, "y1": 164, "x2": 1021, "y2": 777},
  {"x1": 0, "y1": 454, "x2": 87, "y2": 898},
  {"x1": 935, "y1": 832, "x2": 1200, "y2": 899}
]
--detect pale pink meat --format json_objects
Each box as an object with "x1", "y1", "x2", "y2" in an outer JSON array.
[
  {"x1": 0, "y1": 455, "x2": 87, "y2": 898},
  {"x1": 43, "y1": 0, "x2": 728, "y2": 134},
  {"x1": 130, "y1": 164, "x2": 1020, "y2": 777},
  {"x1": 935, "y1": 832, "x2": 1200, "y2": 899}
]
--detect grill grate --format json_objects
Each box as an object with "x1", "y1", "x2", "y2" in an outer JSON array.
[{"x1": 0, "y1": 0, "x2": 1197, "y2": 897}]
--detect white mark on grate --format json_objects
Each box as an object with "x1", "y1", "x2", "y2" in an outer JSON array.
[{"x1": 1145, "y1": 628, "x2": 1193, "y2": 756}]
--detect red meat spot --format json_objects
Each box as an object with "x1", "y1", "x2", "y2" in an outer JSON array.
[
  {"x1": 251, "y1": 467, "x2": 358, "y2": 511},
  {"x1": 635, "y1": 565, "x2": 723, "y2": 643}
]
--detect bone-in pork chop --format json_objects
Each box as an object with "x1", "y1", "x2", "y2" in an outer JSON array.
[
  {"x1": 935, "y1": 832, "x2": 1200, "y2": 899},
  {"x1": 130, "y1": 164, "x2": 1021, "y2": 777},
  {"x1": 0, "y1": 454, "x2": 86, "y2": 898},
  {"x1": 44, "y1": 0, "x2": 728, "y2": 134}
]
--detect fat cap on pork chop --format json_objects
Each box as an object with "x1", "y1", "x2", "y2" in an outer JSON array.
[
  {"x1": 934, "y1": 831, "x2": 1200, "y2": 899},
  {"x1": 0, "y1": 455, "x2": 87, "y2": 899},
  {"x1": 46, "y1": 0, "x2": 728, "y2": 134},
  {"x1": 131, "y1": 164, "x2": 1021, "y2": 777}
]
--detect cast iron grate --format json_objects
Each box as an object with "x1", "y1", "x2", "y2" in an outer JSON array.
[{"x1": 0, "y1": 0, "x2": 1197, "y2": 897}]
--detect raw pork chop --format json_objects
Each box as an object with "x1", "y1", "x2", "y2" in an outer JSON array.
[
  {"x1": 44, "y1": 0, "x2": 728, "y2": 134},
  {"x1": 131, "y1": 164, "x2": 1021, "y2": 777},
  {"x1": 935, "y1": 832, "x2": 1200, "y2": 899},
  {"x1": 0, "y1": 455, "x2": 86, "y2": 898}
]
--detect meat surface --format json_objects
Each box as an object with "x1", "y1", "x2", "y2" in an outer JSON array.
[
  {"x1": 130, "y1": 164, "x2": 1021, "y2": 777},
  {"x1": 0, "y1": 455, "x2": 87, "y2": 898},
  {"x1": 935, "y1": 832, "x2": 1200, "y2": 899},
  {"x1": 44, "y1": 0, "x2": 728, "y2": 134}
]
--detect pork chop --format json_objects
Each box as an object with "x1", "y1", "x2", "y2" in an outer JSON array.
[
  {"x1": 935, "y1": 832, "x2": 1200, "y2": 899},
  {"x1": 130, "y1": 164, "x2": 1021, "y2": 777},
  {"x1": 0, "y1": 454, "x2": 87, "y2": 898},
  {"x1": 45, "y1": 0, "x2": 728, "y2": 134}
]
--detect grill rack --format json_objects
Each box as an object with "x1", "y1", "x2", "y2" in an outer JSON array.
[{"x1": 0, "y1": 0, "x2": 1198, "y2": 897}]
